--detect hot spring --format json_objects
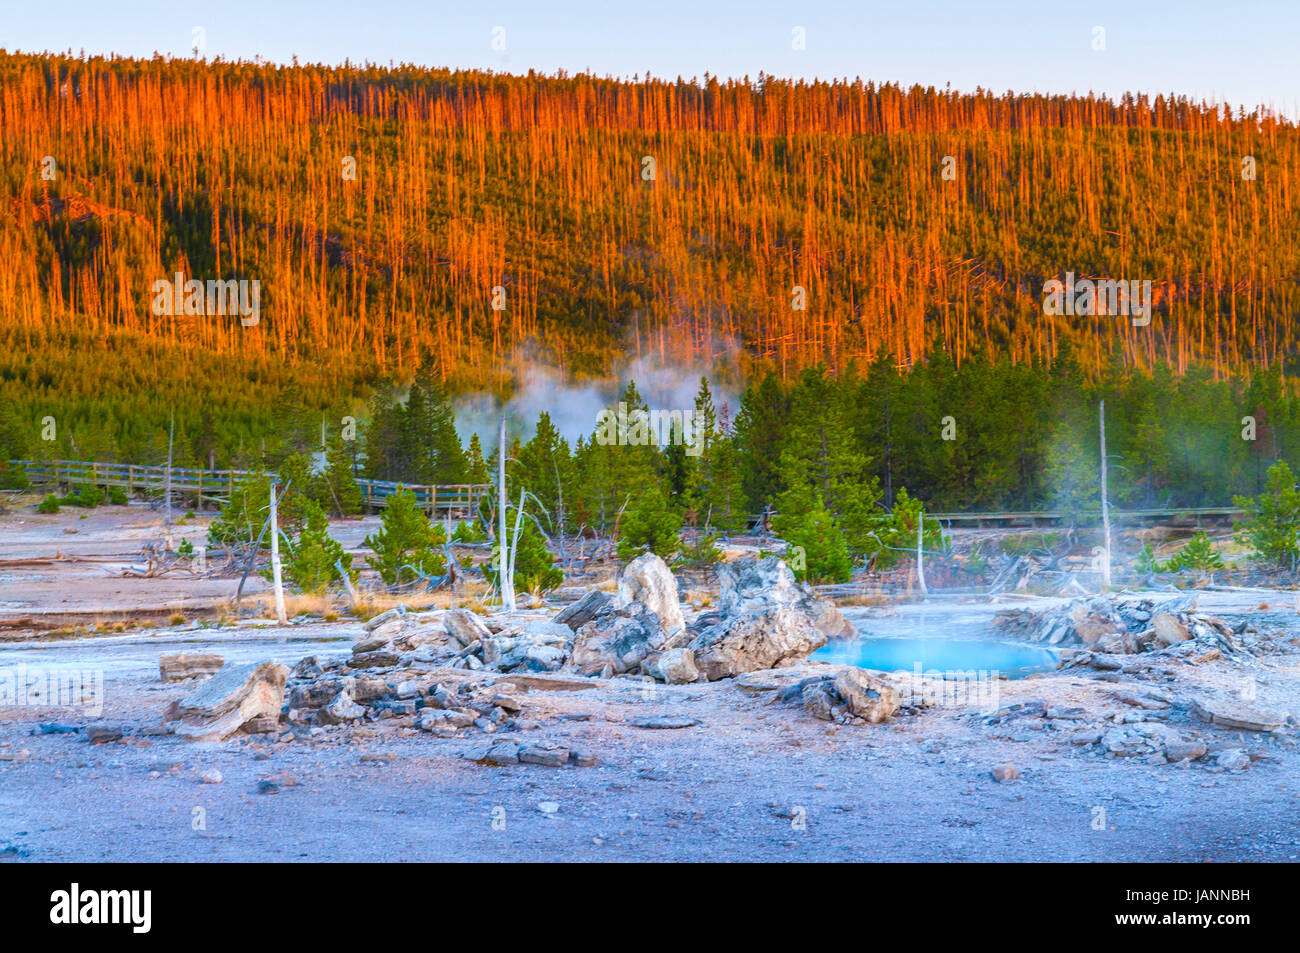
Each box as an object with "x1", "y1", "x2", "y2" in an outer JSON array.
[{"x1": 814, "y1": 602, "x2": 1060, "y2": 679}]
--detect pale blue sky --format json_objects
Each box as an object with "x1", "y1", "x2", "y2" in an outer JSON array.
[{"x1": 3, "y1": 0, "x2": 1295, "y2": 117}]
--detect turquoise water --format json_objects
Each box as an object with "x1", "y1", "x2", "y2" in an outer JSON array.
[{"x1": 813, "y1": 608, "x2": 1060, "y2": 679}]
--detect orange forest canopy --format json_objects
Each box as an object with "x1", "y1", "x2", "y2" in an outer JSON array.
[{"x1": 0, "y1": 51, "x2": 1296, "y2": 389}]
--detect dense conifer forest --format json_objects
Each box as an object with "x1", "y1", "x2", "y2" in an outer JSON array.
[{"x1": 2, "y1": 51, "x2": 1298, "y2": 529}]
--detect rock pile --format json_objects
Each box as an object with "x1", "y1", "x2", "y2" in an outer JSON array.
[
  {"x1": 340, "y1": 554, "x2": 834, "y2": 686},
  {"x1": 976, "y1": 692, "x2": 1295, "y2": 771},
  {"x1": 993, "y1": 594, "x2": 1251, "y2": 667},
  {"x1": 778, "y1": 667, "x2": 901, "y2": 725}
]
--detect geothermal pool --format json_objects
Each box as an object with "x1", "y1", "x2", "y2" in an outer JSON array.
[{"x1": 819, "y1": 603, "x2": 1060, "y2": 679}]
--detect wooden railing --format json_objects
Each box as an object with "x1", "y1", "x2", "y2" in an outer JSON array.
[
  {"x1": 7, "y1": 458, "x2": 1244, "y2": 526},
  {"x1": 6, "y1": 459, "x2": 490, "y2": 516}
]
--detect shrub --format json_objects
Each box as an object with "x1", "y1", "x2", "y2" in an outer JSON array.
[
  {"x1": 1233, "y1": 461, "x2": 1300, "y2": 570},
  {"x1": 37, "y1": 494, "x2": 61, "y2": 513},
  {"x1": 68, "y1": 484, "x2": 105, "y2": 508},
  {"x1": 1134, "y1": 544, "x2": 1162, "y2": 573},
  {"x1": 487, "y1": 520, "x2": 561, "y2": 595},
  {"x1": 678, "y1": 528, "x2": 722, "y2": 569},
  {"x1": 208, "y1": 474, "x2": 306, "y2": 550},
  {"x1": 451, "y1": 519, "x2": 488, "y2": 543},
  {"x1": 108, "y1": 486, "x2": 128, "y2": 505},
  {"x1": 281, "y1": 499, "x2": 355, "y2": 594},
  {"x1": 616, "y1": 485, "x2": 682, "y2": 562},
  {"x1": 1164, "y1": 531, "x2": 1224, "y2": 572},
  {"x1": 0, "y1": 465, "x2": 30, "y2": 491},
  {"x1": 861, "y1": 487, "x2": 946, "y2": 570},
  {"x1": 775, "y1": 494, "x2": 853, "y2": 584},
  {"x1": 364, "y1": 488, "x2": 446, "y2": 585}
]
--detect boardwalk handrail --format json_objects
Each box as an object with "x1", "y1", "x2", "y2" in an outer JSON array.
[
  {"x1": 6, "y1": 459, "x2": 491, "y2": 514},
  {"x1": 7, "y1": 459, "x2": 1247, "y2": 523}
]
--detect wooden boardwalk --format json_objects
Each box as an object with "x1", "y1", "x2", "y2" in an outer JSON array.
[
  {"x1": 7, "y1": 459, "x2": 490, "y2": 517},
  {"x1": 8, "y1": 458, "x2": 1242, "y2": 526}
]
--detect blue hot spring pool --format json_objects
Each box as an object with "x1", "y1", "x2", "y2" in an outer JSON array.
[{"x1": 812, "y1": 606, "x2": 1060, "y2": 680}]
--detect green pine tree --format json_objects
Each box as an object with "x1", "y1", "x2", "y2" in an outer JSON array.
[
  {"x1": 364, "y1": 488, "x2": 447, "y2": 585},
  {"x1": 280, "y1": 499, "x2": 355, "y2": 594},
  {"x1": 773, "y1": 365, "x2": 881, "y2": 555},
  {"x1": 617, "y1": 483, "x2": 683, "y2": 562},
  {"x1": 734, "y1": 371, "x2": 788, "y2": 513},
  {"x1": 1233, "y1": 460, "x2": 1300, "y2": 570},
  {"x1": 780, "y1": 494, "x2": 853, "y2": 584}
]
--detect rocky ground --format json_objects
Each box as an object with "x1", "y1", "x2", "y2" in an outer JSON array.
[{"x1": 2, "y1": 506, "x2": 1300, "y2": 862}]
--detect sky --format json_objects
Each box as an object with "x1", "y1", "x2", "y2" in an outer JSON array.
[{"x1": 2, "y1": 0, "x2": 1296, "y2": 117}]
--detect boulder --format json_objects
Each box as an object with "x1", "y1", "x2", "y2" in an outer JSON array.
[
  {"x1": 1215, "y1": 749, "x2": 1250, "y2": 771},
  {"x1": 289, "y1": 676, "x2": 354, "y2": 710},
  {"x1": 645, "y1": 647, "x2": 699, "y2": 684},
  {"x1": 568, "y1": 603, "x2": 666, "y2": 676},
  {"x1": 689, "y1": 607, "x2": 827, "y2": 681},
  {"x1": 1190, "y1": 699, "x2": 1284, "y2": 732},
  {"x1": 443, "y1": 608, "x2": 492, "y2": 648},
  {"x1": 159, "y1": 653, "x2": 225, "y2": 683},
  {"x1": 1164, "y1": 741, "x2": 1208, "y2": 762},
  {"x1": 1151, "y1": 613, "x2": 1191, "y2": 646},
  {"x1": 716, "y1": 555, "x2": 853, "y2": 639},
  {"x1": 617, "y1": 553, "x2": 685, "y2": 636},
  {"x1": 462, "y1": 742, "x2": 520, "y2": 765},
  {"x1": 783, "y1": 668, "x2": 899, "y2": 724},
  {"x1": 172, "y1": 661, "x2": 289, "y2": 741},
  {"x1": 554, "y1": 589, "x2": 616, "y2": 631},
  {"x1": 716, "y1": 555, "x2": 806, "y2": 615},
  {"x1": 518, "y1": 744, "x2": 570, "y2": 766},
  {"x1": 833, "y1": 667, "x2": 900, "y2": 724},
  {"x1": 318, "y1": 690, "x2": 365, "y2": 724},
  {"x1": 292, "y1": 656, "x2": 324, "y2": 680},
  {"x1": 484, "y1": 621, "x2": 571, "y2": 672},
  {"x1": 991, "y1": 763, "x2": 1020, "y2": 783}
]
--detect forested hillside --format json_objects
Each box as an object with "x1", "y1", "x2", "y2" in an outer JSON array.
[{"x1": 2, "y1": 51, "x2": 1299, "y2": 515}]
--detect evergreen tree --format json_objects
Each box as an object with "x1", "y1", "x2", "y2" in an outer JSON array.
[
  {"x1": 208, "y1": 474, "x2": 306, "y2": 549},
  {"x1": 514, "y1": 411, "x2": 574, "y2": 533},
  {"x1": 774, "y1": 365, "x2": 881, "y2": 555},
  {"x1": 465, "y1": 432, "x2": 490, "y2": 484},
  {"x1": 364, "y1": 488, "x2": 448, "y2": 585},
  {"x1": 862, "y1": 487, "x2": 946, "y2": 570},
  {"x1": 779, "y1": 494, "x2": 853, "y2": 584},
  {"x1": 1233, "y1": 460, "x2": 1300, "y2": 570},
  {"x1": 734, "y1": 371, "x2": 788, "y2": 513},
  {"x1": 281, "y1": 499, "x2": 355, "y2": 593},
  {"x1": 616, "y1": 484, "x2": 683, "y2": 562},
  {"x1": 320, "y1": 435, "x2": 363, "y2": 515}
]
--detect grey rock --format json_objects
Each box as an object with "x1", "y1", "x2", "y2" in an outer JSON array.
[
  {"x1": 629, "y1": 715, "x2": 700, "y2": 729},
  {"x1": 689, "y1": 607, "x2": 827, "y2": 681},
  {"x1": 554, "y1": 590, "x2": 615, "y2": 631},
  {"x1": 617, "y1": 552, "x2": 685, "y2": 636},
  {"x1": 319, "y1": 690, "x2": 365, "y2": 724},
  {"x1": 645, "y1": 647, "x2": 699, "y2": 684},
  {"x1": 518, "y1": 744, "x2": 569, "y2": 766},
  {"x1": 443, "y1": 608, "x2": 492, "y2": 647},
  {"x1": 991, "y1": 763, "x2": 1020, "y2": 782},
  {"x1": 173, "y1": 661, "x2": 289, "y2": 742},
  {"x1": 569, "y1": 603, "x2": 666, "y2": 675},
  {"x1": 159, "y1": 653, "x2": 225, "y2": 682}
]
